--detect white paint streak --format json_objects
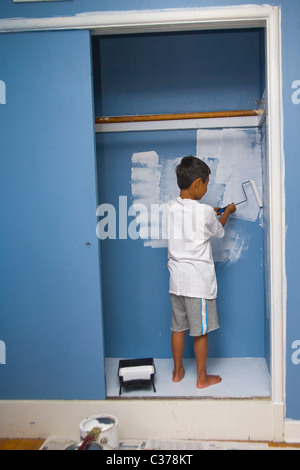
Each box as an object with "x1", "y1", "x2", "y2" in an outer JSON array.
[{"x1": 212, "y1": 229, "x2": 249, "y2": 264}]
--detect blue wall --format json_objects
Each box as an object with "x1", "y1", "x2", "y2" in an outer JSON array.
[
  {"x1": 1, "y1": 0, "x2": 300, "y2": 420},
  {"x1": 281, "y1": 1, "x2": 300, "y2": 420},
  {"x1": 95, "y1": 30, "x2": 265, "y2": 359},
  {"x1": 97, "y1": 30, "x2": 264, "y2": 115}
]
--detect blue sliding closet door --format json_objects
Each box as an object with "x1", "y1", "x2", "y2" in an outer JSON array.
[{"x1": 0, "y1": 30, "x2": 105, "y2": 399}]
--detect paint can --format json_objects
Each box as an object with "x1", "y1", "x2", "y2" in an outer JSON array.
[{"x1": 79, "y1": 414, "x2": 119, "y2": 449}]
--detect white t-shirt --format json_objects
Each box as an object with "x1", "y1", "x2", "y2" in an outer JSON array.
[{"x1": 164, "y1": 197, "x2": 225, "y2": 299}]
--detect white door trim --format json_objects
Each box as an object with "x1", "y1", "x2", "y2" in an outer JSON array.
[{"x1": 0, "y1": 6, "x2": 270, "y2": 34}]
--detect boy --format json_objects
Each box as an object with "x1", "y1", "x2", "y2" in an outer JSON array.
[{"x1": 164, "y1": 156, "x2": 236, "y2": 388}]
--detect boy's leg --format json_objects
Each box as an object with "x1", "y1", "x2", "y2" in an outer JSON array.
[
  {"x1": 194, "y1": 334, "x2": 222, "y2": 388},
  {"x1": 171, "y1": 330, "x2": 186, "y2": 382}
]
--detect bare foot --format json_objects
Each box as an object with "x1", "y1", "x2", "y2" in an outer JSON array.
[
  {"x1": 172, "y1": 367, "x2": 185, "y2": 383},
  {"x1": 196, "y1": 374, "x2": 222, "y2": 389}
]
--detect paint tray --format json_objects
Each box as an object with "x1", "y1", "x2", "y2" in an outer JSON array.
[{"x1": 118, "y1": 358, "x2": 156, "y2": 395}]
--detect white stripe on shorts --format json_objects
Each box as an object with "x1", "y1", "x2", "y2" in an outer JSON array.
[{"x1": 200, "y1": 298, "x2": 208, "y2": 335}]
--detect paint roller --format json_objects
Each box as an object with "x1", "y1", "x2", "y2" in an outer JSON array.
[{"x1": 218, "y1": 180, "x2": 263, "y2": 213}]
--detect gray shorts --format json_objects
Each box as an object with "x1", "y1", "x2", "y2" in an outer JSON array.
[{"x1": 170, "y1": 294, "x2": 220, "y2": 337}]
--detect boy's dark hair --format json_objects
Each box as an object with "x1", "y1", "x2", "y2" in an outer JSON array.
[{"x1": 176, "y1": 156, "x2": 211, "y2": 190}]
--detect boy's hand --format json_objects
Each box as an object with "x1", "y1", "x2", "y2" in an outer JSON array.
[
  {"x1": 226, "y1": 203, "x2": 236, "y2": 214},
  {"x1": 217, "y1": 202, "x2": 237, "y2": 227},
  {"x1": 214, "y1": 203, "x2": 236, "y2": 215}
]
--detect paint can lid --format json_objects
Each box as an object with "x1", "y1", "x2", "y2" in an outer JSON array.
[{"x1": 80, "y1": 414, "x2": 117, "y2": 434}]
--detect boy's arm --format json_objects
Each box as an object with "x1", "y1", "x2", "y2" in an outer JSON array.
[{"x1": 215, "y1": 203, "x2": 236, "y2": 227}]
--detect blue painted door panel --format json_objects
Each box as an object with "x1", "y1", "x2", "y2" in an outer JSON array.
[{"x1": 0, "y1": 30, "x2": 105, "y2": 399}]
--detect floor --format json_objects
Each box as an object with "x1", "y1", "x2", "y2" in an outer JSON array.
[
  {"x1": 106, "y1": 357, "x2": 271, "y2": 398},
  {"x1": 1, "y1": 438, "x2": 300, "y2": 451},
  {"x1": 0, "y1": 439, "x2": 45, "y2": 450}
]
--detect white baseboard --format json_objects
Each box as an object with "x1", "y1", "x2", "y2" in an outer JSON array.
[
  {"x1": 0, "y1": 399, "x2": 284, "y2": 443},
  {"x1": 284, "y1": 420, "x2": 300, "y2": 443}
]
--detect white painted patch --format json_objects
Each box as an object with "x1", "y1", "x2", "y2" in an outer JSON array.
[
  {"x1": 131, "y1": 151, "x2": 162, "y2": 205},
  {"x1": 130, "y1": 153, "x2": 181, "y2": 248},
  {"x1": 197, "y1": 128, "x2": 263, "y2": 223},
  {"x1": 130, "y1": 128, "x2": 262, "y2": 263},
  {"x1": 131, "y1": 152, "x2": 163, "y2": 245},
  {"x1": 196, "y1": 128, "x2": 263, "y2": 263}
]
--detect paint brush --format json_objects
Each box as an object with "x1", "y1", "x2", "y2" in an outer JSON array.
[
  {"x1": 218, "y1": 180, "x2": 262, "y2": 213},
  {"x1": 77, "y1": 427, "x2": 101, "y2": 450}
]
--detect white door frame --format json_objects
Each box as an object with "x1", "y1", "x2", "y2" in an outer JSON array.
[{"x1": 0, "y1": 5, "x2": 285, "y2": 441}]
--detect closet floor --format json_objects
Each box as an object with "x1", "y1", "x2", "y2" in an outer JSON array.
[{"x1": 105, "y1": 357, "x2": 271, "y2": 399}]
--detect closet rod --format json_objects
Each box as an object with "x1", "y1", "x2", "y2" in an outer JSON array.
[{"x1": 95, "y1": 109, "x2": 263, "y2": 124}]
